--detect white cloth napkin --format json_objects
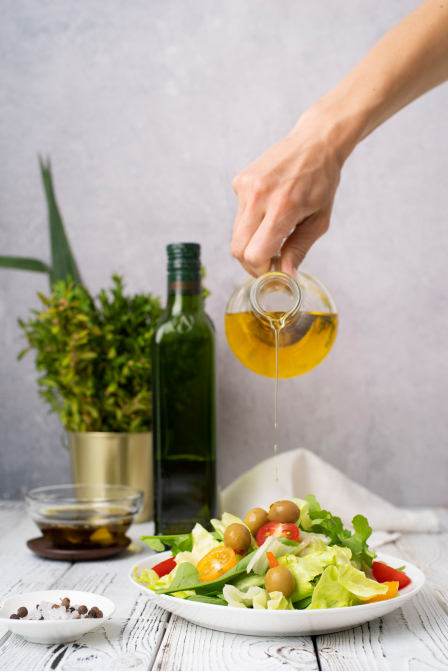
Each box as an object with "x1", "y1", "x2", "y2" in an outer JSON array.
[{"x1": 221, "y1": 448, "x2": 440, "y2": 539}]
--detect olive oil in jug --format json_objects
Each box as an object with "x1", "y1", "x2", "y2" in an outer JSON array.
[{"x1": 225, "y1": 270, "x2": 338, "y2": 379}]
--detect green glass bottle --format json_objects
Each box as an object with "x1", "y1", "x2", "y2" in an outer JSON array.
[{"x1": 152, "y1": 243, "x2": 217, "y2": 534}]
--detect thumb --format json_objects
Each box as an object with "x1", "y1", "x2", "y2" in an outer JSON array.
[{"x1": 281, "y1": 212, "x2": 330, "y2": 277}]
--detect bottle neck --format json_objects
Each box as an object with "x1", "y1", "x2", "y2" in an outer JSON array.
[{"x1": 166, "y1": 280, "x2": 203, "y2": 314}]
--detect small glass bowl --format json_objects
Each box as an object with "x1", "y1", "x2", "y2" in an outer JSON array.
[{"x1": 26, "y1": 484, "x2": 143, "y2": 550}]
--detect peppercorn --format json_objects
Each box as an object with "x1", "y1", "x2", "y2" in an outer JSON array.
[
  {"x1": 74, "y1": 614, "x2": 81, "y2": 619},
  {"x1": 51, "y1": 604, "x2": 60, "y2": 609},
  {"x1": 95, "y1": 610, "x2": 104, "y2": 618},
  {"x1": 39, "y1": 616, "x2": 44, "y2": 621},
  {"x1": 69, "y1": 607, "x2": 76, "y2": 613},
  {"x1": 88, "y1": 609, "x2": 97, "y2": 618},
  {"x1": 78, "y1": 605, "x2": 88, "y2": 615},
  {"x1": 17, "y1": 607, "x2": 28, "y2": 618},
  {"x1": 10, "y1": 614, "x2": 20, "y2": 619},
  {"x1": 61, "y1": 597, "x2": 70, "y2": 608}
]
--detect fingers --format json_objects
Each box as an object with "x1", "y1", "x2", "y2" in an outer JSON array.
[
  {"x1": 280, "y1": 211, "x2": 331, "y2": 277},
  {"x1": 243, "y1": 204, "x2": 303, "y2": 276},
  {"x1": 230, "y1": 204, "x2": 266, "y2": 276},
  {"x1": 232, "y1": 173, "x2": 309, "y2": 276},
  {"x1": 230, "y1": 197, "x2": 258, "y2": 277},
  {"x1": 230, "y1": 175, "x2": 271, "y2": 276}
]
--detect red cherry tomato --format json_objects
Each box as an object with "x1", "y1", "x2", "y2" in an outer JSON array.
[
  {"x1": 152, "y1": 556, "x2": 177, "y2": 578},
  {"x1": 256, "y1": 522, "x2": 300, "y2": 547},
  {"x1": 372, "y1": 561, "x2": 411, "y2": 589}
]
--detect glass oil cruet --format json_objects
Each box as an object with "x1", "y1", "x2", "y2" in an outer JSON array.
[{"x1": 225, "y1": 254, "x2": 338, "y2": 380}]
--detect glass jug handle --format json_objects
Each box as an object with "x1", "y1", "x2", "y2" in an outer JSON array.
[{"x1": 270, "y1": 251, "x2": 282, "y2": 272}]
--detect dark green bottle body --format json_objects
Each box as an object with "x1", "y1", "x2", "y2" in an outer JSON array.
[{"x1": 152, "y1": 244, "x2": 217, "y2": 534}]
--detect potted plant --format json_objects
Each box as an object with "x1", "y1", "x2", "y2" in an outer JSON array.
[
  {"x1": 0, "y1": 159, "x2": 161, "y2": 522},
  {"x1": 18, "y1": 275, "x2": 163, "y2": 522}
]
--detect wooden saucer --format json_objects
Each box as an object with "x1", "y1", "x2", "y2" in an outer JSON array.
[{"x1": 27, "y1": 536, "x2": 131, "y2": 562}]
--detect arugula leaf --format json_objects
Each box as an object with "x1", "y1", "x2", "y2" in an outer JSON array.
[
  {"x1": 140, "y1": 534, "x2": 193, "y2": 556},
  {"x1": 342, "y1": 515, "x2": 376, "y2": 567},
  {"x1": 186, "y1": 595, "x2": 227, "y2": 606},
  {"x1": 396, "y1": 565, "x2": 406, "y2": 572},
  {"x1": 304, "y1": 496, "x2": 376, "y2": 568}
]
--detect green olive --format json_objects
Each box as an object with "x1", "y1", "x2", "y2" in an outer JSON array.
[
  {"x1": 223, "y1": 523, "x2": 251, "y2": 551},
  {"x1": 268, "y1": 500, "x2": 300, "y2": 524},
  {"x1": 244, "y1": 508, "x2": 269, "y2": 536},
  {"x1": 265, "y1": 565, "x2": 295, "y2": 598}
]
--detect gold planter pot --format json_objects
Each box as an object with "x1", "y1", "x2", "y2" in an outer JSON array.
[{"x1": 68, "y1": 431, "x2": 152, "y2": 523}]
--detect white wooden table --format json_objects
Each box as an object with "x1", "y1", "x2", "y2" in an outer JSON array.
[{"x1": 1, "y1": 503, "x2": 448, "y2": 671}]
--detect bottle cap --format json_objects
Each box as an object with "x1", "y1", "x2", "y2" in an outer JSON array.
[{"x1": 167, "y1": 243, "x2": 201, "y2": 291}]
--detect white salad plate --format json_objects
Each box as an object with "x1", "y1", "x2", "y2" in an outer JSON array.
[
  {"x1": 0, "y1": 590, "x2": 115, "y2": 644},
  {"x1": 129, "y1": 551, "x2": 425, "y2": 637}
]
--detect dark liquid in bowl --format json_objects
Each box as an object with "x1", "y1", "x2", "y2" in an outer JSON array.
[{"x1": 37, "y1": 507, "x2": 133, "y2": 550}]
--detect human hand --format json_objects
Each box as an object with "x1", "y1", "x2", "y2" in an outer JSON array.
[{"x1": 230, "y1": 112, "x2": 345, "y2": 278}]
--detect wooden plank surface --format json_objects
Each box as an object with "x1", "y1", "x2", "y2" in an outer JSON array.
[
  {"x1": 0, "y1": 505, "x2": 169, "y2": 670},
  {"x1": 0, "y1": 505, "x2": 72, "y2": 648},
  {"x1": 2, "y1": 504, "x2": 448, "y2": 671},
  {"x1": 153, "y1": 615, "x2": 318, "y2": 671},
  {"x1": 315, "y1": 509, "x2": 448, "y2": 671}
]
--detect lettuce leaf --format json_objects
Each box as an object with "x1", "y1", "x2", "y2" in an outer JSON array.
[
  {"x1": 337, "y1": 564, "x2": 388, "y2": 599},
  {"x1": 309, "y1": 566, "x2": 361, "y2": 609},
  {"x1": 222, "y1": 585, "x2": 268, "y2": 609},
  {"x1": 289, "y1": 498, "x2": 313, "y2": 530},
  {"x1": 175, "y1": 523, "x2": 221, "y2": 566},
  {"x1": 267, "y1": 591, "x2": 294, "y2": 610},
  {"x1": 308, "y1": 564, "x2": 387, "y2": 609},
  {"x1": 222, "y1": 586, "x2": 293, "y2": 610},
  {"x1": 297, "y1": 532, "x2": 329, "y2": 556},
  {"x1": 277, "y1": 552, "x2": 329, "y2": 602},
  {"x1": 247, "y1": 536, "x2": 294, "y2": 575}
]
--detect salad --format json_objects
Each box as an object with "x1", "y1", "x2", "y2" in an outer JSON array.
[{"x1": 136, "y1": 495, "x2": 411, "y2": 610}]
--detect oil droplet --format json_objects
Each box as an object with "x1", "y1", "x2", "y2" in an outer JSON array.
[
  {"x1": 275, "y1": 467, "x2": 278, "y2": 482},
  {"x1": 274, "y1": 444, "x2": 278, "y2": 453}
]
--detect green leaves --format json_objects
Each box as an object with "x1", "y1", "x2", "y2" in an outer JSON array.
[
  {"x1": 166, "y1": 563, "x2": 200, "y2": 592},
  {"x1": 304, "y1": 495, "x2": 376, "y2": 568},
  {"x1": 0, "y1": 157, "x2": 80, "y2": 289},
  {"x1": 18, "y1": 275, "x2": 163, "y2": 432},
  {"x1": 141, "y1": 534, "x2": 193, "y2": 557},
  {"x1": 39, "y1": 156, "x2": 81, "y2": 286},
  {"x1": 186, "y1": 595, "x2": 227, "y2": 606},
  {"x1": 0, "y1": 257, "x2": 51, "y2": 274}
]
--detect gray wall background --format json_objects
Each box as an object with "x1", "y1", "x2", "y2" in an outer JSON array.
[{"x1": 1, "y1": 0, "x2": 447, "y2": 506}]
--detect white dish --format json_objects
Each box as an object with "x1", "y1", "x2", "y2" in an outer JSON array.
[
  {"x1": 129, "y1": 551, "x2": 425, "y2": 636},
  {"x1": 0, "y1": 590, "x2": 115, "y2": 644}
]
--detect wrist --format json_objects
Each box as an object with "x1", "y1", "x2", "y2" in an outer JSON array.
[{"x1": 293, "y1": 87, "x2": 381, "y2": 167}]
